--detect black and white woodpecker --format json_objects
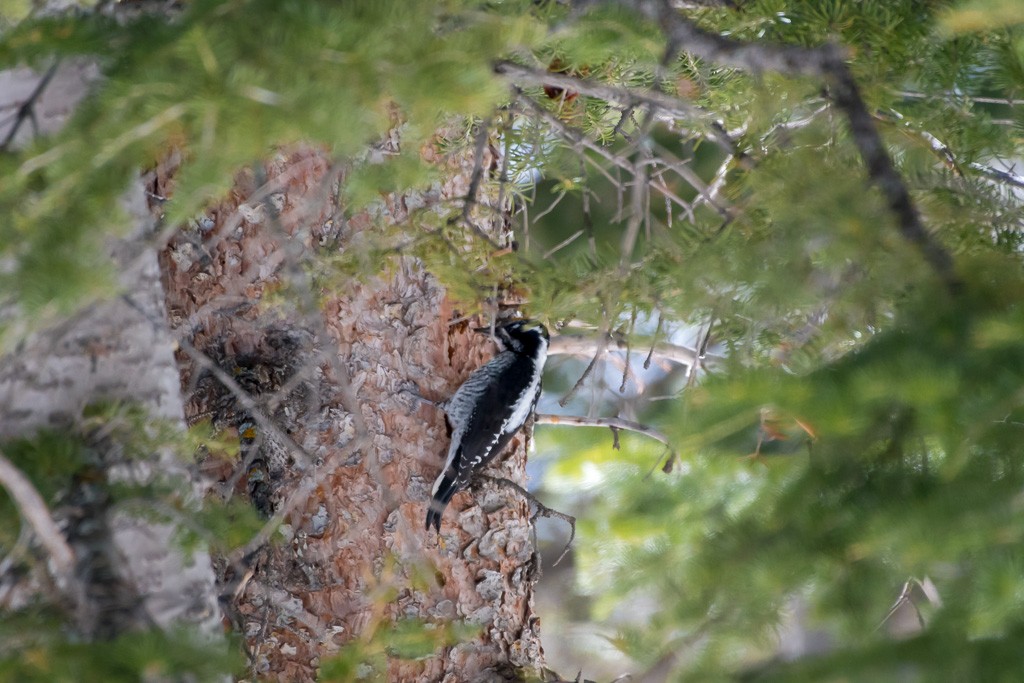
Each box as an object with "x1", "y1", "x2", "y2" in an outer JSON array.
[{"x1": 426, "y1": 319, "x2": 549, "y2": 532}]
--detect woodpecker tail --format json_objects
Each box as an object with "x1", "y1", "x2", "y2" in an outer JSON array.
[{"x1": 425, "y1": 470, "x2": 461, "y2": 532}]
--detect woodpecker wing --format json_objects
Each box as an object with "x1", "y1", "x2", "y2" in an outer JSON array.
[
  {"x1": 456, "y1": 362, "x2": 538, "y2": 470},
  {"x1": 426, "y1": 351, "x2": 542, "y2": 531}
]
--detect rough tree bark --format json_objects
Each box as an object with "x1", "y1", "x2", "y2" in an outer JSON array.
[
  {"x1": 158, "y1": 134, "x2": 547, "y2": 680},
  {"x1": 0, "y1": 62, "x2": 223, "y2": 639}
]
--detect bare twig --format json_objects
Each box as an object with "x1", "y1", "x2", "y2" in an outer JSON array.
[
  {"x1": 516, "y1": 90, "x2": 626, "y2": 188},
  {"x1": 542, "y1": 229, "x2": 585, "y2": 259},
  {"x1": 536, "y1": 413, "x2": 673, "y2": 452},
  {"x1": 619, "y1": 309, "x2": 637, "y2": 393},
  {"x1": 690, "y1": 152, "x2": 733, "y2": 215},
  {"x1": 875, "y1": 580, "x2": 918, "y2": 633},
  {"x1": 476, "y1": 474, "x2": 576, "y2": 567},
  {"x1": 644, "y1": 313, "x2": 664, "y2": 370},
  {"x1": 611, "y1": 103, "x2": 638, "y2": 140},
  {"x1": 550, "y1": 333, "x2": 718, "y2": 368},
  {"x1": 250, "y1": 167, "x2": 368, "y2": 434},
  {"x1": 644, "y1": 143, "x2": 727, "y2": 219},
  {"x1": 532, "y1": 185, "x2": 570, "y2": 224},
  {"x1": 558, "y1": 334, "x2": 609, "y2": 407},
  {"x1": 686, "y1": 317, "x2": 715, "y2": 387},
  {"x1": 461, "y1": 117, "x2": 493, "y2": 223},
  {"x1": 758, "y1": 103, "x2": 830, "y2": 148},
  {"x1": 232, "y1": 434, "x2": 370, "y2": 563},
  {"x1": 619, "y1": 156, "x2": 648, "y2": 269},
  {"x1": 581, "y1": 182, "x2": 598, "y2": 258},
  {"x1": 0, "y1": 448, "x2": 78, "y2": 595},
  {"x1": 496, "y1": 111, "x2": 514, "y2": 217},
  {"x1": 897, "y1": 90, "x2": 1024, "y2": 107},
  {"x1": 892, "y1": 107, "x2": 1024, "y2": 189},
  {"x1": 516, "y1": 89, "x2": 701, "y2": 221},
  {"x1": 123, "y1": 291, "x2": 361, "y2": 564},
  {"x1": 876, "y1": 576, "x2": 942, "y2": 634}
]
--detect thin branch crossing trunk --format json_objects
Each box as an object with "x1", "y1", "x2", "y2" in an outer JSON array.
[{"x1": 159, "y1": 141, "x2": 546, "y2": 680}]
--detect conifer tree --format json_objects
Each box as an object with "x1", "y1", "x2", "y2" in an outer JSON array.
[{"x1": 2, "y1": 0, "x2": 1024, "y2": 681}]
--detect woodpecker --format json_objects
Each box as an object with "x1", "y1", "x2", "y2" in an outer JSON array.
[{"x1": 426, "y1": 319, "x2": 549, "y2": 532}]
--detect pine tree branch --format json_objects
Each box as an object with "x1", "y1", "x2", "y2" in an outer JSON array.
[
  {"x1": 897, "y1": 90, "x2": 1024, "y2": 107},
  {"x1": 233, "y1": 433, "x2": 371, "y2": 563},
  {"x1": 823, "y1": 64, "x2": 962, "y2": 294},
  {"x1": 620, "y1": 309, "x2": 637, "y2": 393},
  {"x1": 0, "y1": 448, "x2": 79, "y2": 598},
  {"x1": 557, "y1": 334, "x2": 609, "y2": 408},
  {"x1": 968, "y1": 162, "x2": 1024, "y2": 190},
  {"x1": 514, "y1": 90, "x2": 672, "y2": 202},
  {"x1": 515, "y1": 85, "x2": 728, "y2": 223},
  {"x1": 644, "y1": 313, "x2": 664, "y2": 370},
  {"x1": 124, "y1": 297, "x2": 373, "y2": 563},
  {"x1": 579, "y1": 0, "x2": 964, "y2": 294},
  {"x1": 495, "y1": 60, "x2": 739, "y2": 154},
  {"x1": 886, "y1": 108, "x2": 1024, "y2": 189},
  {"x1": 123, "y1": 290, "x2": 376, "y2": 563},
  {"x1": 542, "y1": 228, "x2": 585, "y2": 259},
  {"x1": 673, "y1": 0, "x2": 739, "y2": 7},
  {"x1": 875, "y1": 576, "x2": 942, "y2": 634}
]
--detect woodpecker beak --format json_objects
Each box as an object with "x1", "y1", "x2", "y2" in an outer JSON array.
[{"x1": 472, "y1": 326, "x2": 492, "y2": 334}]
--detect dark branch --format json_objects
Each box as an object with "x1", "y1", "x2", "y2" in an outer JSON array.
[
  {"x1": 460, "y1": 117, "x2": 492, "y2": 223},
  {"x1": 581, "y1": 0, "x2": 963, "y2": 294},
  {"x1": 644, "y1": 313, "x2": 663, "y2": 370},
  {"x1": 173, "y1": 333, "x2": 317, "y2": 472},
  {"x1": 0, "y1": 61, "x2": 60, "y2": 152},
  {"x1": 823, "y1": 64, "x2": 962, "y2": 294},
  {"x1": 452, "y1": 117, "x2": 503, "y2": 251}
]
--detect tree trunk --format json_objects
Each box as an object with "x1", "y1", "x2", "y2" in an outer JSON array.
[
  {"x1": 159, "y1": 138, "x2": 546, "y2": 680},
  {"x1": 0, "y1": 148, "x2": 223, "y2": 641}
]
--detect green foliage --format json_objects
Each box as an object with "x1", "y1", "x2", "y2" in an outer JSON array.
[
  {"x1": 0, "y1": 407, "x2": 251, "y2": 680},
  {"x1": 940, "y1": 0, "x2": 1024, "y2": 34},
  {"x1": 0, "y1": 612, "x2": 241, "y2": 682},
  {"x1": 522, "y1": 1, "x2": 1024, "y2": 680},
  {"x1": 547, "y1": 261, "x2": 1024, "y2": 677},
  {"x1": 0, "y1": 0, "x2": 547, "y2": 345},
  {"x1": 0, "y1": 401, "x2": 237, "y2": 551},
  {"x1": 0, "y1": 431, "x2": 88, "y2": 547},
  {"x1": 4, "y1": 0, "x2": 1024, "y2": 679}
]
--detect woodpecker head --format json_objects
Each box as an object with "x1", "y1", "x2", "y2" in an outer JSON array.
[{"x1": 478, "y1": 319, "x2": 549, "y2": 355}]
